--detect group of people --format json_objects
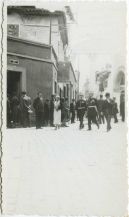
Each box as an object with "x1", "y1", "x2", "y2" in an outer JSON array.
[
  {"x1": 76, "y1": 91, "x2": 125, "y2": 132},
  {"x1": 7, "y1": 90, "x2": 125, "y2": 132},
  {"x1": 33, "y1": 93, "x2": 72, "y2": 129},
  {"x1": 7, "y1": 91, "x2": 32, "y2": 128}
]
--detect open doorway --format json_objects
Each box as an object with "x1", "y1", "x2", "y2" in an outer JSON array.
[{"x1": 7, "y1": 70, "x2": 21, "y2": 97}]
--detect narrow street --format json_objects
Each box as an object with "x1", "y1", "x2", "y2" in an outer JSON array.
[{"x1": 2, "y1": 119, "x2": 127, "y2": 216}]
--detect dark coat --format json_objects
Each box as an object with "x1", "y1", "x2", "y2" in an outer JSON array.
[
  {"x1": 76, "y1": 100, "x2": 86, "y2": 116},
  {"x1": 97, "y1": 99, "x2": 104, "y2": 112},
  {"x1": 87, "y1": 98, "x2": 98, "y2": 116},
  {"x1": 50, "y1": 100, "x2": 54, "y2": 112},
  {"x1": 112, "y1": 102, "x2": 118, "y2": 114},
  {"x1": 44, "y1": 102, "x2": 50, "y2": 120},
  {"x1": 20, "y1": 96, "x2": 31, "y2": 113},
  {"x1": 102, "y1": 99, "x2": 113, "y2": 116},
  {"x1": 33, "y1": 97, "x2": 44, "y2": 113},
  {"x1": 70, "y1": 102, "x2": 76, "y2": 112}
]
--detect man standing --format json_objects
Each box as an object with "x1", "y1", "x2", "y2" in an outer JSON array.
[
  {"x1": 50, "y1": 94, "x2": 55, "y2": 127},
  {"x1": 103, "y1": 93, "x2": 113, "y2": 132},
  {"x1": 87, "y1": 97, "x2": 99, "y2": 131},
  {"x1": 112, "y1": 97, "x2": 118, "y2": 123},
  {"x1": 120, "y1": 91, "x2": 125, "y2": 122},
  {"x1": 70, "y1": 99, "x2": 76, "y2": 123},
  {"x1": 97, "y1": 94, "x2": 105, "y2": 124},
  {"x1": 61, "y1": 98, "x2": 69, "y2": 127},
  {"x1": 11, "y1": 92, "x2": 20, "y2": 127},
  {"x1": 20, "y1": 91, "x2": 32, "y2": 127},
  {"x1": 76, "y1": 93, "x2": 86, "y2": 129},
  {"x1": 7, "y1": 94, "x2": 12, "y2": 128},
  {"x1": 33, "y1": 92, "x2": 44, "y2": 129},
  {"x1": 44, "y1": 99, "x2": 50, "y2": 126}
]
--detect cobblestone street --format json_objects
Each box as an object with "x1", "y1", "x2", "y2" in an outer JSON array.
[{"x1": 2, "y1": 120, "x2": 127, "y2": 216}]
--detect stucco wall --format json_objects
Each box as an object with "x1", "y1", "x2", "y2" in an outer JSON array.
[
  {"x1": 7, "y1": 13, "x2": 65, "y2": 60},
  {"x1": 7, "y1": 37, "x2": 51, "y2": 60},
  {"x1": 7, "y1": 37, "x2": 58, "y2": 102},
  {"x1": 7, "y1": 55, "x2": 53, "y2": 101}
]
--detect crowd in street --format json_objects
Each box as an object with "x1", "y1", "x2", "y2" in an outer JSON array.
[{"x1": 7, "y1": 90, "x2": 125, "y2": 132}]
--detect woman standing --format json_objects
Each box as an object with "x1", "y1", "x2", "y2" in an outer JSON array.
[{"x1": 54, "y1": 95, "x2": 61, "y2": 130}]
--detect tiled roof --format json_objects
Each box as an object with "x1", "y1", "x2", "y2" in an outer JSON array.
[
  {"x1": 8, "y1": 6, "x2": 65, "y2": 17},
  {"x1": 7, "y1": 6, "x2": 68, "y2": 45}
]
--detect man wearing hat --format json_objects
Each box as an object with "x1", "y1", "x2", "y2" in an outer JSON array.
[
  {"x1": 103, "y1": 92, "x2": 113, "y2": 132},
  {"x1": 76, "y1": 93, "x2": 86, "y2": 129}
]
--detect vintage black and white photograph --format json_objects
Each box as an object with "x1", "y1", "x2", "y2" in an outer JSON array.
[{"x1": 1, "y1": 0, "x2": 128, "y2": 216}]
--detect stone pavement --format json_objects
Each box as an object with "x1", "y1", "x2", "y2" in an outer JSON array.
[{"x1": 2, "y1": 119, "x2": 128, "y2": 216}]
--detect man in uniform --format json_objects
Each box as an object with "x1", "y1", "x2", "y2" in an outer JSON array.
[{"x1": 76, "y1": 93, "x2": 86, "y2": 129}]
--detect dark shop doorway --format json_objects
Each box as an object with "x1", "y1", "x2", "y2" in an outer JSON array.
[{"x1": 7, "y1": 70, "x2": 21, "y2": 97}]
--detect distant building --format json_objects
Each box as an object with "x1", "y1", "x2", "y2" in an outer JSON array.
[{"x1": 85, "y1": 53, "x2": 125, "y2": 103}]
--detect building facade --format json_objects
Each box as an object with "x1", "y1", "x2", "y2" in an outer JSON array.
[
  {"x1": 7, "y1": 6, "x2": 68, "y2": 61},
  {"x1": 7, "y1": 36, "x2": 58, "y2": 101},
  {"x1": 7, "y1": 6, "x2": 78, "y2": 106},
  {"x1": 58, "y1": 61, "x2": 78, "y2": 104}
]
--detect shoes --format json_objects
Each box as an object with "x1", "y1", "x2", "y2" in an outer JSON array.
[
  {"x1": 107, "y1": 127, "x2": 111, "y2": 132},
  {"x1": 64, "y1": 125, "x2": 69, "y2": 127},
  {"x1": 80, "y1": 124, "x2": 84, "y2": 129}
]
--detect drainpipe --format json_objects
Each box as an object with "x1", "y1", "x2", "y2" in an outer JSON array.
[{"x1": 49, "y1": 15, "x2": 52, "y2": 45}]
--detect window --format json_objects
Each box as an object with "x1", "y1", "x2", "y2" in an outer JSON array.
[{"x1": 7, "y1": 24, "x2": 19, "y2": 37}]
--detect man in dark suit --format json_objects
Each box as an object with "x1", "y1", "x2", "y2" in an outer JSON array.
[
  {"x1": 33, "y1": 92, "x2": 44, "y2": 129},
  {"x1": 49, "y1": 94, "x2": 55, "y2": 126},
  {"x1": 112, "y1": 97, "x2": 118, "y2": 123},
  {"x1": 11, "y1": 92, "x2": 20, "y2": 127},
  {"x1": 97, "y1": 94, "x2": 105, "y2": 124},
  {"x1": 120, "y1": 91, "x2": 125, "y2": 122},
  {"x1": 87, "y1": 97, "x2": 99, "y2": 130},
  {"x1": 103, "y1": 92, "x2": 113, "y2": 132},
  {"x1": 61, "y1": 98, "x2": 69, "y2": 127},
  {"x1": 76, "y1": 93, "x2": 86, "y2": 129},
  {"x1": 70, "y1": 99, "x2": 76, "y2": 123},
  {"x1": 44, "y1": 99, "x2": 50, "y2": 126}
]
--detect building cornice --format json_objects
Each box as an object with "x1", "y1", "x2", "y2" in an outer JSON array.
[{"x1": 8, "y1": 35, "x2": 51, "y2": 49}]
